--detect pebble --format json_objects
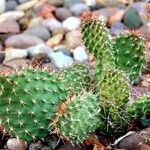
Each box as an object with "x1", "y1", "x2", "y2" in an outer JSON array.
[
  {"x1": 132, "y1": 2, "x2": 149, "y2": 14},
  {"x1": 19, "y1": 17, "x2": 29, "y2": 30},
  {"x1": 18, "y1": 0, "x2": 29, "y2": 4},
  {"x1": 29, "y1": 142, "x2": 42, "y2": 150},
  {"x1": 70, "y1": 3, "x2": 89, "y2": 16},
  {"x1": 6, "y1": 0, "x2": 17, "y2": 11},
  {"x1": 62, "y1": 17, "x2": 80, "y2": 31},
  {"x1": 0, "y1": 0, "x2": 5, "y2": 14},
  {"x1": 5, "y1": 34, "x2": 44, "y2": 49},
  {"x1": 55, "y1": 47, "x2": 71, "y2": 56},
  {"x1": 24, "y1": 25, "x2": 51, "y2": 41},
  {"x1": 28, "y1": 17, "x2": 43, "y2": 28},
  {"x1": 47, "y1": 0, "x2": 64, "y2": 7},
  {"x1": 65, "y1": 30, "x2": 82, "y2": 49},
  {"x1": 0, "y1": 20, "x2": 20, "y2": 34},
  {"x1": 27, "y1": 43, "x2": 52, "y2": 58},
  {"x1": 6, "y1": 138, "x2": 27, "y2": 150},
  {"x1": 46, "y1": 33, "x2": 63, "y2": 48},
  {"x1": 132, "y1": 144, "x2": 150, "y2": 150},
  {"x1": 48, "y1": 51, "x2": 73, "y2": 68},
  {"x1": 64, "y1": 0, "x2": 82, "y2": 8},
  {"x1": 82, "y1": 0, "x2": 96, "y2": 6},
  {"x1": 73, "y1": 46, "x2": 88, "y2": 62},
  {"x1": 0, "y1": 51, "x2": 5, "y2": 63},
  {"x1": 3, "y1": 48, "x2": 27, "y2": 64},
  {"x1": 42, "y1": 18, "x2": 62, "y2": 31},
  {"x1": 0, "y1": 11, "x2": 25, "y2": 24},
  {"x1": 16, "y1": 0, "x2": 38, "y2": 11},
  {"x1": 139, "y1": 24, "x2": 150, "y2": 39},
  {"x1": 110, "y1": 22, "x2": 127, "y2": 35},
  {"x1": 55, "y1": 7, "x2": 72, "y2": 21}
]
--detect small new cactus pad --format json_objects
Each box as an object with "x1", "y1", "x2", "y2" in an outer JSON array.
[
  {"x1": 112, "y1": 32, "x2": 146, "y2": 82},
  {"x1": 60, "y1": 63, "x2": 90, "y2": 94},
  {"x1": 0, "y1": 67, "x2": 67, "y2": 142},
  {"x1": 51, "y1": 92, "x2": 101, "y2": 144},
  {"x1": 81, "y1": 11, "x2": 114, "y2": 65},
  {"x1": 127, "y1": 96, "x2": 150, "y2": 119},
  {"x1": 98, "y1": 65, "x2": 131, "y2": 132}
]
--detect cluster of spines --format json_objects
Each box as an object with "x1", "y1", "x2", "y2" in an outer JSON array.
[
  {"x1": 112, "y1": 32, "x2": 146, "y2": 82},
  {"x1": 0, "y1": 67, "x2": 67, "y2": 142},
  {"x1": 50, "y1": 91, "x2": 102, "y2": 144},
  {"x1": 60, "y1": 63, "x2": 90, "y2": 94}
]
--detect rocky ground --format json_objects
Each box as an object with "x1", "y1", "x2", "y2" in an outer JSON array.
[{"x1": 0, "y1": 0, "x2": 150, "y2": 150}]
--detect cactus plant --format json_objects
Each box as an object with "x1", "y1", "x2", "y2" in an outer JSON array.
[
  {"x1": 0, "y1": 67, "x2": 67, "y2": 142},
  {"x1": 50, "y1": 91, "x2": 102, "y2": 144},
  {"x1": 81, "y1": 11, "x2": 115, "y2": 65},
  {"x1": 60, "y1": 63, "x2": 90, "y2": 94},
  {"x1": 127, "y1": 95, "x2": 150, "y2": 119},
  {"x1": 97, "y1": 65, "x2": 131, "y2": 133},
  {"x1": 112, "y1": 32, "x2": 146, "y2": 82}
]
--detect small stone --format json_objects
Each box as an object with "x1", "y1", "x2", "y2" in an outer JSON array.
[
  {"x1": 55, "y1": 7, "x2": 72, "y2": 21},
  {"x1": 28, "y1": 17, "x2": 43, "y2": 28},
  {"x1": 6, "y1": 138, "x2": 27, "y2": 150},
  {"x1": 0, "y1": 0, "x2": 5, "y2": 14},
  {"x1": 110, "y1": 22, "x2": 127, "y2": 35},
  {"x1": 47, "y1": 0, "x2": 64, "y2": 7},
  {"x1": 139, "y1": 24, "x2": 150, "y2": 39},
  {"x1": 62, "y1": 17, "x2": 80, "y2": 31},
  {"x1": 73, "y1": 46, "x2": 88, "y2": 62},
  {"x1": 0, "y1": 11, "x2": 25, "y2": 24},
  {"x1": 18, "y1": 0, "x2": 28, "y2": 4},
  {"x1": 42, "y1": 18, "x2": 62, "y2": 32},
  {"x1": 132, "y1": 144, "x2": 150, "y2": 150},
  {"x1": 3, "y1": 48, "x2": 27, "y2": 64},
  {"x1": 64, "y1": 0, "x2": 82, "y2": 8},
  {"x1": 19, "y1": 17, "x2": 30, "y2": 30},
  {"x1": 65, "y1": 30, "x2": 82, "y2": 49},
  {"x1": 46, "y1": 33, "x2": 63, "y2": 48},
  {"x1": 0, "y1": 51, "x2": 5, "y2": 63},
  {"x1": 142, "y1": 81, "x2": 150, "y2": 87},
  {"x1": 5, "y1": 34, "x2": 44, "y2": 49},
  {"x1": 27, "y1": 43, "x2": 52, "y2": 58},
  {"x1": 0, "y1": 20, "x2": 20, "y2": 34},
  {"x1": 29, "y1": 142, "x2": 42, "y2": 150},
  {"x1": 82, "y1": 0, "x2": 96, "y2": 6},
  {"x1": 48, "y1": 51, "x2": 73, "y2": 68},
  {"x1": 24, "y1": 25, "x2": 51, "y2": 41},
  {"x1": 108, "y1": 10, "x2": 125, "y2": 25},
  {"x1": 6, "y1": 0, "x2": 17, "y2": 11},
  {"x1": 16, "y1": 0, "x2": 38, "y2": 11},
  {"x1": 70, "y1": 3, "x2": 89, "y2": 16},
  {"x1": 55, "y1": 47, "x2": 71, "y2": 56},
  {"x1": 123, "y1": 8, "x2": 143, "y2": 28}
]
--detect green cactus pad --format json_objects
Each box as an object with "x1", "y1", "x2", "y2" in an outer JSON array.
[
  {"x1": 127, "y1": 95, "x2": 150, "y2": 119},
  {"x1": 81, "y1": 12, "x2": 114, "y2": 65},
  {"x1": 0, "y1": 67, "x2": 67, "y2": 142},
  {"x1": 98, "y1": 65, "x2": 131, "y2": 132},
  {"x1": 112, "y1": 32, "x2": 146, "y2": 82},
  {"x1": 60, "y1": 63, "x2": 90, "y2": 94},
  {"x1": 51, "y1": 91, "x2": 101, "y2": 144}
]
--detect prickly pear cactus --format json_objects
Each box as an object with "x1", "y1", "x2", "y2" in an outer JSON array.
[
  {"x1": 51, "y1": 91, "x2": 102, "y2": 144},
  {"x1": 127, "y1": 95, "x2": 150, "y2": 119},
  {"x1": 0, "y1": 67, "x2": 67, "y2": 142},
  {"x1": 112, "y1": 32, "x2": 146, "y2": 82},
  {"x1": 98, "y1": 65, "x2": 131, "y2": 133},
  {"x1": 60, "y1": 63, "x2": 90, "y2": 94},
  {"x1": 81, "y1": 11, "x2": 114, "y2": 65}
]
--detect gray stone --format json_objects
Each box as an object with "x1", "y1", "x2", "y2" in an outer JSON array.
[
  {"x1": 0, "y1": 0, "x2": 5, "y2": 14},
  {"x1": 55, "y1": 47, "x2": 71, "y2": 56},
  {"x1": 18, "y1": 0, "x2": 29, "y2": 4},
  {"x1": 73, "y1": 46, "x2": 88, "y2": 62},
  {"x1": 27, "y1": 43, "x2": 53, "y2": 58},
  {"x1": 48, "y1": 51, "x2": 73, "y2": 69},
  {"x1": 0, "y1": 51, "x2": 5, "y2": 63},
  {"x1": 64, "y1": 0, "x2": 81, "y2": 8},
  {"x1": 42, "y1": 18, "x2": 62, "y2": 32},
  {"x1": 47, "y1": 0, "x2": 64, "y2": 6},
  {"x1": 5, "y1": 34, "x2": 44, "y2": 49},
  {"x1": 24, "y1": 25, "x2": 51, "y2": 41},
  {"x1": 62, "y1": 17, "x2": 80, "y2": 31},
  {"x1": 70, "y1": 3, "x2": 89, "y2": 16},
  {"x1": 6, "y1": 0, "x2": 17, "y2": 11},
  {"x1": 55, "y1": 7, "x2": 72, "y2": 21},
  {"x1": 0, "y1": 20, "x2": 20, "y2": 34}
]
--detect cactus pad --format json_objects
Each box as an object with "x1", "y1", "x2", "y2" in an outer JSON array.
[{"x1": 0, "y1": 67, "x2": 67, "y2": 142}]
